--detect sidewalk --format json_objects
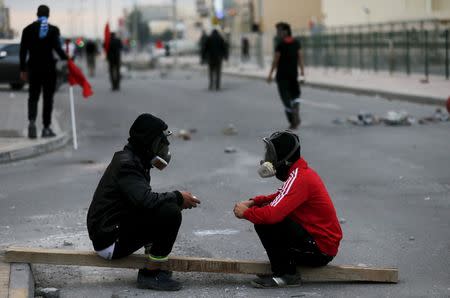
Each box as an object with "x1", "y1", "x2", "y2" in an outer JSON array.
[
  {"x1": 0, "y1": 89, "x2": 69, "y2": 164},
  {"x1": 222, "y1": 63, "x2": 450, "y2": 106}
]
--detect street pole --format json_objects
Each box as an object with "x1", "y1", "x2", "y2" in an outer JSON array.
[
  {"x1": 257, "y1": 0, "x2": 264, "y2": 68},
  {"x1": 173, "y1": 0, "x2": 178, "y2": 67}
]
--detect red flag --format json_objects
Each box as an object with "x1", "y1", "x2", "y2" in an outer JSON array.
[
  {"x1": 68, "y1": 59, "x2": 93, "y2": 98},
  {"x1": 104, "y1": 23, "x2": 110, "y2": 54}
]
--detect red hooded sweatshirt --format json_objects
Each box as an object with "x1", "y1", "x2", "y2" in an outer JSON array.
[{"x1": 243, "y1": 158, "x2": 342, "y2": 256}]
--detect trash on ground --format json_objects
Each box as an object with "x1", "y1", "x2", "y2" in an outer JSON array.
[
  {"x1": 339, "y1": 218, "x2": 346, "y2": 224},
  {"x1": 424, "y1": 197, "x2": 431, "y2": 201},
  {"x1": 35, "y1": 287, "x2": 60, "y2": 298},
  {"x1": 188, "y1": 128, "x2": 198, "y2": 134},
  {"x1": 177, "y1": 129, "x2": 191, "y2": 140},
  {"x1": 63, "y1": 241, "x2": 73, "y2": 246},
  {"x1": 409, "y1": 236, "x2": 415, "y2": 241},
  {"x1": 418, "y1": 108, "x2": 449, "y2": 124},
  {"x1": 383, "y1": 110, "x2": 415, "y2": 126},
  {"x1": 224, "y1": 147, "x2": 237, "y2": 153},
  {"x1": 347, "y1": 111, "x2": 381, "y2": 126},
  {"x1": 222, "y1": 123, "x2": 238, "y2": 135},
  {"x1": 332, "y1": 118, "x2": 344, "y2": 125}
]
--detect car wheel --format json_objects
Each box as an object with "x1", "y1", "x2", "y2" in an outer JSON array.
[{"x1": 10, "y1": 83, "x2": 25, "y2": 90}]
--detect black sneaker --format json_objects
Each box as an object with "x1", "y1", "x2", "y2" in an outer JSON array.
[
  {"x1": 251, "y1": 274, "x2": 301, "y2": 288},
  {"x1": 42, "y1": 127, "x2": 56, "y2": 138},
  {"x1": 28, "y1": 122, "x2": 37, "y2": 139},
  {"x1": 137, "y1": 269, "x2": 181, "y2": 291}
]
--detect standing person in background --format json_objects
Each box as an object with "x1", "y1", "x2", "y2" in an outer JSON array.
[
  {"x1": 107, "y1": 32, "x2": 122, "y2": 91},
  {"x1": 241, "y1": 37, "x2": 250, "y2": 62},
  {"x1": 85, "y1": 39, "x2": 98, "y2": 77},
  {"x1": 267, "y1": 22, "x2": 305, "y2": 130},
  {"x1": 198, "y1": 30, "x2": 208, "y2": 65},
  {"x1": 20, "y1": 5, "x2": 68, "y2": 139},
  {"x1": 203, "y1": 29, "x2": 228, "y2": 91}
]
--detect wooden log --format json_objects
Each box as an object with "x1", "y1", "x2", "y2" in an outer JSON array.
[{"x1": 4, "y1": 247, "x2": 398, "y2": 283}]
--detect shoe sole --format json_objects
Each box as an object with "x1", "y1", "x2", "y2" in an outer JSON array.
[{"x1": 136, "y1": 284, "x2": 182, "y2": 291}]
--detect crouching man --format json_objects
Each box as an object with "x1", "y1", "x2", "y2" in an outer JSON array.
[
  {"x1": 87, "y1": 113, "x2": 200, "y2": 291},
  {"x1": 233, "y1": 131, "x2": 342, "y2": 288}
]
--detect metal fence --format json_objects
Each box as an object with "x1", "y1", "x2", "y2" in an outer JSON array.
[{"x1": 295, "y1": 19, "x2": 450, "y2": 79}]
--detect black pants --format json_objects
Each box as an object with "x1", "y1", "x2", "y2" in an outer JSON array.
[
  {"x1": 112, "y1": 202, "x2": 182, "y2": 259},
  {"x1": 255, "y1": 218, "x2": 333, "y2": 276},
  {"x1": 208, "y1": 61, "x2": 222, "y2": 90},
  {"x1": 108, "y1": 61, "x2": 120, "y2": 90},
  {"x1": 28, "y1": 68, "x2": 57, "y2": 127},
  {"x1": 276, "y1": 79, "x2": 301, "y2": 125}
]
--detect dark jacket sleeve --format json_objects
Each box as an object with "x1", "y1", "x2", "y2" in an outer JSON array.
[
  {"x1": 19, "y1": 27, "x2": 29, "y2": 71},
  {"x1": 53, "y1": 27, "x2": 68, "y2": 60},
  {"x1": 117, "y1": 162, "x2": 183, "y2": 209}
]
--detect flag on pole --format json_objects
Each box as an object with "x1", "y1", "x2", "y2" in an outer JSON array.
[
  {"x1": 67, "y1": 59, "x2": 93, "y2": 98},
  {"x1": 104, "y1": 22, "x2": 111, "y2": 54}
]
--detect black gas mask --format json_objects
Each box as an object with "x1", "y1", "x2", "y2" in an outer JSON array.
[
  {"x1": 257, "y1": 131, "x2": 300, "y2": 181},
  {"x1": 150, "y1": 130, "x2": 172, "y2": 171}
]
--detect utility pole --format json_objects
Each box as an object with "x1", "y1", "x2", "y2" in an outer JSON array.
[
  {"x1": 257, "y1": 0, "x2": 264, "y2": 68},
  {"x1": 173, "y1": 0, "x2": 178, "y2": 67}
]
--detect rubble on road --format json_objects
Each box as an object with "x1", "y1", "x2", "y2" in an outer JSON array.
[
  {"x1": 224, "y1": 147, "x2": 237, "y2": 153},
  {"x1": 35, "y1": 287, "x2": 60, "y2": 298},
  {"x1": 383, "y1": 110, "x2": 415, "y2": 126},
  {"x1": 418, "y1": 108, "x2": 449, "y2": 124},
  {"x1": 222, "y1": 123, "x2": 238, "y2": 135},
  {"x1": 347, "y1": 111, "x2": 381, "y2": 126},
  {"x1": 176, "y1": 129, "x2": 191, "y2": 140}
]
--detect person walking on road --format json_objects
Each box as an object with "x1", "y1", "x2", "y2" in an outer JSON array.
[
  {"x1": 198, "y1": 30, "x2": 208, "y2": 65},
  {"x1": 233, "y1": 131, "x2": 342, "y2": 288},
  {"x1": 107, "y1": 32, "x2": 122, "y2": 91},
  {"x1": 267, "y1": 22, "x2": 305, "y2": 130},
  {"x1": 87, "y1": 113, "x2": 200, "y2": 291},
  {"x1": 203, "y1": 29, "x2": 228, "y2": 91},
  {"x1": 19, "y1": 5, "x2": 67, "y2": 139},
  {"x1": 85, "y1": 39, "x2": 98, "y2": 77}
]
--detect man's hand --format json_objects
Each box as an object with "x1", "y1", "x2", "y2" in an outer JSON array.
[
  {"x1": 20, "y1": 71, "x2": 28, "y2": 82},
  {"x1": 180, "y1": 191, "x2": 201, "y2": 210},
  {"x1": 233, "y1": 202, "x2": 249, "y2": 219}
]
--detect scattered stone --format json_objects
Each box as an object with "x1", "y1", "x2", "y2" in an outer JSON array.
[
  {"x1": 338, "y1": 218, "x2": 346, "y2": 224},
  {"x1": 35, "y1": 287, "x2": 60, "y2": 298},
  {"x1": 383, "y1": 110, "x2": 414, "y2": 126},
  {"x1": 347, "y1": 112, "x2": 380, "y2": 126},
  {"x1": 424, "y1": 197, "x2": 431, "y2": 201},
  {"x1": 418, "y1": 108, "x2": 449, "y2": 124},
  {"x1": 222, "y1": 123, "x2": 238, "y2": 135},
  {"x1": 224, "y1": 147, "x2": 237, "y2": 153},
  {"x1": 177, "y1": 129, "x2": 191, "y2": 140},
  {"x1": 188, "y1": 128, "x2": 198, "y2": 134},
  {"x1": 332, "y1": 118, "x2": 344, "y2": 125},
  {"x1": 63, "y1": 241, "x2": 73, "y2": 246},
  {"x1": 409, "y1": 236, "x2": 415, "y2": 241},
  {"x1": 9, "y1": 205, "x2": 15, "y2": 210},
  {"x1": 357, "y1": 263, "x2": 368, "y2": 267}
]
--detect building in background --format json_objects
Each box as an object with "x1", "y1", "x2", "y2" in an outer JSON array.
[
  {"x1": 0, "y1": 0, "x2": 12, "y2": 38},
  {"x1": 322, "y1": 0, "x2": 450, "y2": 27}
]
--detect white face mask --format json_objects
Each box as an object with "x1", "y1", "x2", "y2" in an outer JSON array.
[{"x1": 258, "y1": 161, "x2": 276, "y2": 178}]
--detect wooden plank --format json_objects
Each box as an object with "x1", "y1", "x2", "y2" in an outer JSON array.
[
  {"x1": 0, "y1": 260, "x2": 10, "y2": 298},
  {"x1": 4, "y1": 247, "x2": 398, "y2": 283}
]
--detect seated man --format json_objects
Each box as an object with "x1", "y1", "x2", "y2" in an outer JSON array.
[
  {"x1": 87, "y1": 113, "x2": 200, "y2": 291},
  {"x1": 233, "y1": 130, "x2": 342, "y2": 288}
]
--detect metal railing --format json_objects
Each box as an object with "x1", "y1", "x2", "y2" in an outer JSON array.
[{"x1": 294, "y1": 19, "x2": 450, "y2": 79}]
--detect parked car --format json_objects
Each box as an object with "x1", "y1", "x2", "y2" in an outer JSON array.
[
  {"x1": 0, "y1": 39, "x2": 67, "y2": 91},
  {"x1": 0, "y1": 39, "x2": 24, "y2": 90}
]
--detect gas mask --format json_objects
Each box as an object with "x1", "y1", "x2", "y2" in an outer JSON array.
[
  {"x1": 257, "y1": 131, "x2": 300, "y2": 179},
  {"x1": 150, "y1": 130, "x2": 172, "y2": 170}
]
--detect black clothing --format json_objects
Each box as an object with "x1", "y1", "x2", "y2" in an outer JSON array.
[
  {"x1": 276, "y1": 79, "x2": 301, "y2": 127},
  {"x1": 20, "y1": 21, "x2": 67, "y2": 71},
  {"x1": 85, "y1": 40, "x2": 98, "y2": 55},
  {"x1": 107, "y1": 37, "x2": 122, "y2": 90},
  {"x1": 255, "y1": 218, "x2": 333, "y2": 276},
  {"x1": 275, "y1": 39, "x2": 301, "y2": 81},
  {"x1": 112, "y1": 202, "x2": 182, "y2": 259},
  {"x1": 203, "y1": 31, "x2": 228, "y2": 64},
  {"x1": 208, "y1": 61, "x2": 222, "y2": 90},
  {"x1": 129, "y1": 113, "x2": 168, "y2": 148},
  {"x1": 203, "y1": 31, "x2": 227, "y2": 90},
  {"x1": 87, "y1": 144, "x2": 183, "y2": 251},
  {"x1": 20, "y1": 21, "x2": 67, "y2": 127},
  {"x1": 85, "y1": 40, "x2": 97, "y2": 76},
  {"x1": 27, "y1": 68, "x2": 56, "y2": 127},
  {"x1": 241, "y1": 37, "x2": 250, "y2": 61},
  {"x1": 107, "y1": 37, "x2": 122, "y2": 64}
]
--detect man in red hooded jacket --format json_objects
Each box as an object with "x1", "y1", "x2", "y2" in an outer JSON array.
[{"x1": 234, "y1": 131, "x2": 342, "y2": 288}]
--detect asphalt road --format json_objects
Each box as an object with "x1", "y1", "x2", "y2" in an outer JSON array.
[{"x1": 0, "y1": 64, "x2": 449, "y2": 297}]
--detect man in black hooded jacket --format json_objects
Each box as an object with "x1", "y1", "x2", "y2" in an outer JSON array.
[
  {"x1": 203, "y1": 29, "x2": 228, "y2": 90},
  {"x1": 87, "y1": 113, "x2": 200, "y2": 291}
]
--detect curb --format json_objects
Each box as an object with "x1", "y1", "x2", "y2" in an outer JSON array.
[
  {"x1": 0, "y1": 133, "x2": 70, "y2": 164},
  {"x1": 221, "y1": 70, "x2": 446, "y2": 107},
  {"x1": 8, "y1": 263, "x2": 34, "y2": 298}
]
